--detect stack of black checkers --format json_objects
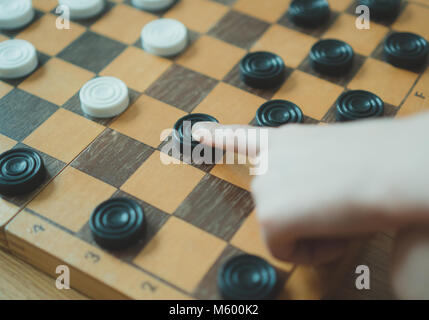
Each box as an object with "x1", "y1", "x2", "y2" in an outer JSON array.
[
  {"x1": 289, "y1": 0, "x2": 330, "y2": 27},
  {"x1": 173, "y1": 113, "x2": 219, "y2": 152},
  {"x1": 218, "y1": 255, "x2": 278, "y2": 300},
  {"x1": 310, "y1": 39, "x2": 354, "y2": 75},
  {"x1": 240, "y1": 52, "x2": 286, "y2": 89},
  {"x1": 336, "y1": 90, "x2": 384, "y2": 122},
  {"x1": 384, "y1": 32, "x2": 429, "y2": 69},
  {"x1": 90, "y1": 198, "x2": 145, "y2": 250},
  {"x1": 0, "y1": 148, "x2": 46, "y2": 196},
  {"x1": 358, "y1": 0, "x2": 402, "y2": 20},
  {"x1": 256, "y1": 100, "x2": 303, "y2": 127}
]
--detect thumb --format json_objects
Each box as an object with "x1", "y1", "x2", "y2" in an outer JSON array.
[{"x1": 192, "y1": 122, "x2": 263, "y2": 156}]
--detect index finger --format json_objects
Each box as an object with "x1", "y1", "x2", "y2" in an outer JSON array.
[{"x1": 192, "y1": 122, "x2": 263, "y2": 156}]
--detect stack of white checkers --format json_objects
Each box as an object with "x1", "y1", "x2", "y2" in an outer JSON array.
[
  {"x1": 80, "y1": 77, "x2": 130, "y2": 119},
  {"x1": 58, "y1": 0, "x2": 105, "y2": 19},
  {"x1": 141, "y1": 18, "x2": 188, "y2": 57},
  {"x1": 132, "y1": 0, "x2": 175, "y2": 12},
  {"x1": 0, "y1": 39, "x2": 38, "y2": 79},
  {"x1": 0, "y1": 0, "x2": 34, "y2": 30}
]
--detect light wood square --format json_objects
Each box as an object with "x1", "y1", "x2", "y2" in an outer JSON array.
[
  {"x1": 27, "y1": 166, "x2": 116, "y2": 232},
  {"x1": 192, "y1": 82, "x2": 265, "y2": 124},
  {"x1": 210, "y1": 154, "x2": 253, "y2": 191},
  {"x1": 329, "y1": 0, "x2": 354, "y2": 12},
  {"x1": 0, "y1": 134, "x2": 16, "y2": 153},
  {"x1": 32, "y1": 0, "x2": 57, "y2": 11},
  {"x1": 16, "y1": 14, "x2": 85, "y2": 55},
  {"x1": 110, "y1": 94, "x2": 187, "y2": 148},
  {"x1": 133, "y1": 216, "x2": 226, "y2": 292},
  {"x1": 164, "y1": 0, "x2": 228, "y2": 33},
  {"x1": 273, "y1": 70, "x2": 343, "y2": 120},
  {"x1": 393, "y1": 3, "x2": 429, "y2": 39},
  {"x1": 0, "y1": 82, "x2": 12, "y2": 99},
  {"x1": 348, "y1": 58, "x2": 419, "y2": 106},
  {"x1": 0, "y1": 200, "x2": 19, "y2": 227},
  {"x1": 121, "y1": 151, "x2": 205, "y2": 214},
  {"x1": 231, "y1": 212, "x2": 293, "y2": 272},
  {"x1": 23, "y1": 109, "x2": 104, "y2": 163},
  {"x1": 100, "y1": 46, "x2": 171, "y2": 92},
  {"x1": 251, "y1": 24, "x2": 318, "y2": 68},
  {"x1": 176, "y1": 35, "x2": 246, "y2": 80},
  {"x1": 19, "y1": 58, "x2": 94, "y2": 106},
  {"x1": 397, "y1": 68, "x2": 429, "y2": 117},
  {"x1": 234, "y1": 0, "x2": 291, "y2": 23},
  {"x1": 409, "y1": 0, "x2": 429, "y2": 5},
  {"x1": 322, "y1": 13, "x2": 389, "y2": 56},
  {"x1": 91, "y1": 4, "x2": 157, "y2": 44},
  {"x1": 0, "y1": 34, "x2": 8, "y2": 42}
]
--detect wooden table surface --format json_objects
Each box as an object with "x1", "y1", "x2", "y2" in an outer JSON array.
[{"x1": 0, "y1": 232, "x2": 395, "y2": 300}]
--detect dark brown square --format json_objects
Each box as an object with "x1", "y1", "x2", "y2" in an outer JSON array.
[
  {"x1": 57, "y1": 31, "x2": 127, "y2": 73},
  {"x1": 145, "y1": 64, "x2": 219, "y2": 112},
  {"x1": 71, "y1": 128, "x2": 154, "y2": 188},
  {"x1": 174, "y1": 174, "x2": 254, "y2": 241},
  {"x1": 208, "y1": 10, "x2": 270, "y2": 49},
  {"x1": 0, "y1": 88, "x2": 58, "y2": 141}
]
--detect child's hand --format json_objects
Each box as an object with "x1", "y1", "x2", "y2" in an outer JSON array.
[{"x1": 193, "y1": 112, "x2": 429, "y2": 265}]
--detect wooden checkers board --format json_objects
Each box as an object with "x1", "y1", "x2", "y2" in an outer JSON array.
[{"x1": 1, "y1": 0, "x2": 429, "y2": 299}]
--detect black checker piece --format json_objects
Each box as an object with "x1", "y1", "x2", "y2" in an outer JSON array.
[
  {"x1": 384, "y1": 32, "x2": 429, "y2": 69},
  {"x1": 256, "y1": 100, "x2": 303, "y2": 127},
  {"x1": 310, "y1": 39, "x2": 354, "y2": 76},
  {"x1": 0, "y1": 148, "x2": 46, "y2": 196},
  {"x1": 90, "y1": 198, "x2": 145, "y2": 250},
  {"x1": 336, "y1": 90, "x2": 384, "y2": 122},
  {"x1": 218, "y1": 255, "x2": 278, "y2": 300},
  {"x1": 358, "y1": 0, "x2": 401, "y2": 21},
  {"x1": 289, "y1": 0, "x2": 330, "y2": 28},
  {"x1": 240, "y1": 52, "x2": 286, "y2": 89},
  {"x1": 173, "y1": 113, "x2": 219, "y2": 152}
]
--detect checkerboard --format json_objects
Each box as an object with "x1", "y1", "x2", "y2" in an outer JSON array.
[{"x1": 1, "y1": 0, "x2": 428, "y2": 299}]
